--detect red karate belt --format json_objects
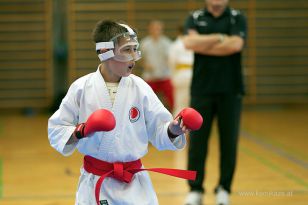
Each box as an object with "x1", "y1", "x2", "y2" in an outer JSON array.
[{"x1": 83, "y1": 155, "x2": 197, "y2": 205}]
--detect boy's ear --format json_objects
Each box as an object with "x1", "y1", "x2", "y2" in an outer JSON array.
[{"x1": 99, "y1": 48, "x2": 110, "y2": 54}]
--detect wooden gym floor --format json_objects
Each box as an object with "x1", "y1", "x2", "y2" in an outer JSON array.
[{"x1": 0, "y1": 105, "x2": 307, "y2": 205}]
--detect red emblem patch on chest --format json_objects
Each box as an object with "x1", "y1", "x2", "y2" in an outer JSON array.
[{"x1": 129, "y1": 107, "x2": 140, "y2": 123}]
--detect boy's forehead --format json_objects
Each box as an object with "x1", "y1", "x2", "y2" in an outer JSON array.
[
  {"x1": 118, "y1": 34, "x2": 131, "y2": 42},
  {"x1": 116, "y1": 34, "x2": 138, "y2": 45},
  {"x1": 118, "y1": 43, "x2": 139, "y2": 50}
]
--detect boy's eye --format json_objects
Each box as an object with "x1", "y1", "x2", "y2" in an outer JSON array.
[{"x1": 122, "y1": 47, "x2": 137, "y2": 53}]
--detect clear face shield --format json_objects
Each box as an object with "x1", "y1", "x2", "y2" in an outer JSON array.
[
  {"x1": 111, "y1": 32, "x2": 141, "y2": 62},
  {"x1": 96, "y1": 24, "x2": 142, "y2": 62}
]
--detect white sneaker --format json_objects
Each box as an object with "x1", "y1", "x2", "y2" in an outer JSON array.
[
  {"x1": 216, "y1": 186, "x2": 229, "y2": 205},
  {"x1": 184, "y1": 191, "x2": 203, "y2": 205}
]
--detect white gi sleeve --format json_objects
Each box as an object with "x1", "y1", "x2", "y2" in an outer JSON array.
[
  {"x1": 144, "y1": 88, "x2": 186, "y2": 151},
  {"x1": 48, "y1": 81, "x2": 82, "y2": 156}
]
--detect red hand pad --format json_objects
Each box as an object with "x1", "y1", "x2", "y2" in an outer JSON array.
[
  {"x1": 178, "y1": 108, "x2": 203, "y2": 131},
  {"x1": 84, "y1": 109, "x2": 116, "y2": 136}
]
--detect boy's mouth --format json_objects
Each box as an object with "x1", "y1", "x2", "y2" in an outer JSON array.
[{"x1": 128, "y1": 63, "x2": 135, "y2": 70}]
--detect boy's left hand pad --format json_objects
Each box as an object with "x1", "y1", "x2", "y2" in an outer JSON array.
[{"x1": 73, "y1": 109, "x2": 116, "y2": 139}]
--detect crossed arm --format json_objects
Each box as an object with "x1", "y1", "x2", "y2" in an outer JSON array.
[{"x1": 183, "y1": 29, "x2": 244, "y2": 56}]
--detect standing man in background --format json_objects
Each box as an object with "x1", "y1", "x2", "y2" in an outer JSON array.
[
  {"x1": 140, "y1": 20, "x2": 174, "y2": 112},
  {"x1": 183, "y1": 0, "x2": 247, "y2": 205}
]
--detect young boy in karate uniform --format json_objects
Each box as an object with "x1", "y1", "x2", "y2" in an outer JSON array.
[{"x1": 48, "y1": 20, "x2": 201, "y2": 205}]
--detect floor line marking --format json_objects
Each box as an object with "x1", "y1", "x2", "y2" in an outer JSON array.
[
  {"x1": 241, "y1": 130, "x2": 308, "y2": 169},
  {"x1": 239, "y1": 145, "x2": 308, "y2": 189}
]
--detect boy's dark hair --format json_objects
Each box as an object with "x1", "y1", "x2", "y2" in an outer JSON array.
[{"x1": 92, "y1": 20, "x2": 129, "y2": 43}]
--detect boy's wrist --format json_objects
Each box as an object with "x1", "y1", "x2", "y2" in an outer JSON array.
[
  {"x1": 168, "y1": 127, "x2": 179, "y2": 139},
  {"x1": 67, "y1": 133, "x2": 79, "y2": 145},
  {"x1": 73, "y1": 123, "x2": 85, "y2": 139}
]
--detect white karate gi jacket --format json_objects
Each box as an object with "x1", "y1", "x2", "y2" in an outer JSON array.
[
  {"x1": 48, "y1": 68, "x2": 186, "y2": 205},
  {"x1": 168, "y1": 37, "x2": 193, "y2": 115}
]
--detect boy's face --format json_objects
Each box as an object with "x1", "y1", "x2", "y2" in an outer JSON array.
[
  {"x1": 111, "y1": 33, "x2": 141, "y2": 62},
  {"x1": 103, "y1": 58, "x2": 135, "y2": 82}
]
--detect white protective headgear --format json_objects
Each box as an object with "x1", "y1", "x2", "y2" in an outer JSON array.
[{"x1": 96, "y1": 23, "x2": 141, "y2": 62}]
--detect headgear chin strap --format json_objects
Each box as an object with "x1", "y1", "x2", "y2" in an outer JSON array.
[{"x1": 96, "y1": 23, "x2": 141, "y2": 62}]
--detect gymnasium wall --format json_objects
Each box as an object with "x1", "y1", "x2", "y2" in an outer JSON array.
[
  {"x1": 0, "y1": 0, "x2": 308, "y2": 110},
  {"x1": 0, "y1": 0, "x2": 53, "y2": 109}
]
